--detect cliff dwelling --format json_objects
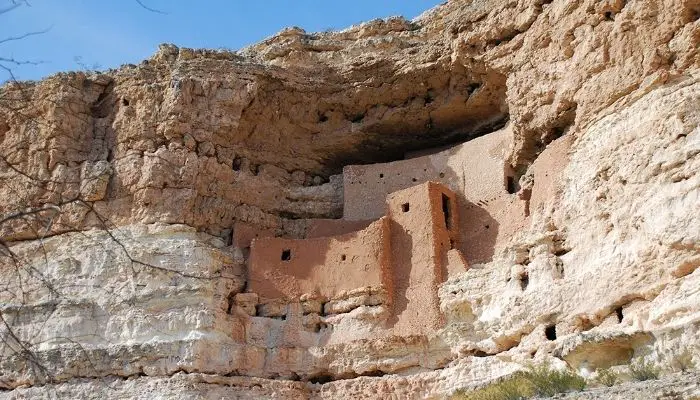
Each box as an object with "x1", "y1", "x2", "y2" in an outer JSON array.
[
  {"x1": 2, "y1": 0, "x2": 699, "y2": 397},
  {"x1": 235, "y1": 126, "x2": 528, "y2": 343}
]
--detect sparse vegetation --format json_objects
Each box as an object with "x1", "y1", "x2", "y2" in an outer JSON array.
[
  {"x1": 455, "y1": 364, "x2": 586, "y2": 400},
  {"x1": 458, "y1": 374, "x2": 531, "y2": 400},
  {"x1": 595, "y1": 368, "x2": 620, "y2": 387},
  {"x1": 450, "y1": 352, "x2": 698, "y2": 399},
  {"x1": 669, "y1": 350, "x2": 696, "y2": 373},
  {"x1": 527, "y1": 363, "x2": 587, "y2": 397},
  {"x1": 629, "y1": 359, "x2": 660, "y2": 381}
]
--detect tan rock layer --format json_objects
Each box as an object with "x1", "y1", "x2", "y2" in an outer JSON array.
[{"x1": 0, "y1": 0, "x2": 699, "y2": 398}]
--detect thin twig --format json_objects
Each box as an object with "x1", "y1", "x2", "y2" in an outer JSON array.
[
  {"x1": 0, "y1": 27, "x2": 51, "y2": 46},
  {"x1": 135, "y1": 0, "x2": 167, "y2": 14}
]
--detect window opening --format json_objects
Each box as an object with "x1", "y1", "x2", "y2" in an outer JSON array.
[
  {"x1": 281, "y1": 249, "x2": 292, "y2": 261},
  {"x1": 441, "y1": 193, "x2": 452, "y2": 229}
]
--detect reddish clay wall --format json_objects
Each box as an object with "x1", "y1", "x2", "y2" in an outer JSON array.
[
  {"x1": 305, "y1": 218, "x2": 374, "y2": 239},
  {"x1": 427, "y1": 181, "x2": 460, "y2": 254},
  {"x1": 343, "y1": 127, "x2": 511, "y2": 221},
  {"x1": 445, "y1": 248, "x2": 469, "y2": 279},
  {"x1": 343, "y1": 127, "x2": 526, "y2": 264},
  {"x1": 386, "y1": 182, "x2": 460, "y2": 334},
  {"x1": 247, "y1": 181, "x2": 463, "y2": 341},
  {"x1": 460, "y1": 195, "x2": 527, "y2": 263},
  {"x1": 343, "y1": 154, "x2": 446, "y2": 221},
  {"x1": 232, "y1": 222, "x2": 275, "y2": 248},
  {"x1": 460, "y1": 133, "x2": 572, "y2": 264},
  {"x1": 248, "y1": 218, "x2": 391, "y2": 301}
]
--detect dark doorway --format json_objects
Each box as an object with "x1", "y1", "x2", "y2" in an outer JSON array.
[
  {"x1": 441, "y1": 193, "x2": 452, "y2": 229},
  {"x1": 281, "y1": 249, "x2": 292, "y2": 261}
]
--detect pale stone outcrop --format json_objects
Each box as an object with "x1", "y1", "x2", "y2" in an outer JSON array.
[{"x1": 0, "y1": 0, "x2": 699, "y2": 398}]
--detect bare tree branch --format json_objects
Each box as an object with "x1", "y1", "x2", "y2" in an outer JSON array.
[
  {"x1": 0, "y1": 0, "x2": 30, "y2": 15},
  {"x1": 0, "y1": 27, "x2": 51, "y2": 46},
  {"x1": 0, "y1": 3, "x2": 20, "y2": 15},
  {"x1": 0, "y1": 0, "x2": 200, "y2": 389},
  {"x1": 135, "y1": 0, "x2": 167, "y2": 14},
  {"x1": 0, "y1": 57, "x2": 43, "y2": 66}
]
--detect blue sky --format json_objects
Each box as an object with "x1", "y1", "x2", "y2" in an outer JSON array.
[{"x1": 0, "y1": 0, "x2": 443, "y2": 82}]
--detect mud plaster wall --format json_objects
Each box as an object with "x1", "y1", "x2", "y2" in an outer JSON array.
[
  {"x1": 460, "y1": 135, "x2": 572, "y2": 264},
  {"x1": 344, "y1": 128, "x2": 527, "y2": 264},
  {"x1": 232, "y1": 222, "x2": 276, "y2": 248},
  {"x1": 445, "y1": 248, "x2": 470, "y2": 279},
  {"x1": 528, "y1": 135, "x2": 573, "y2": 216},
  {"x1": 386, "y1": 182, "x2": 457, "y2": 334},
  {"x1": 305, "y1": 219, "x2": 374, "y2": 239},
  {"x1": 343, "y1": 127, "x2": 511, "y2": 221},
  {"x1": 248, "y1": 218, "x2": 390, "y2": 300},
  {"x1": 428, "y1": 183, "x2": 461, "y2": 276}
]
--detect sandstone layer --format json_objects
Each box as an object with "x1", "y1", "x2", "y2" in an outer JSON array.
[{"x1": 0, "y1": 0, "x2": 699, "y2": 398}]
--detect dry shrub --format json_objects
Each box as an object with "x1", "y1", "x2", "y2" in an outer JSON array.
[
  {"x1": 455, "y1": 363, "x2": 586, "y2": 400},
  {"x1": 629, "y1": 359, "x2": 660, "y2": 382}
]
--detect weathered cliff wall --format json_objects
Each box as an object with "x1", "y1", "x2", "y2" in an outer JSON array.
[{"x1": 0, "y1": 0, "x2": 698, "y2": 398}]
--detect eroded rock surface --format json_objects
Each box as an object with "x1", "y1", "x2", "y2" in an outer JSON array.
[{"x1": 1, "y1": 0, "x2": 698, "y2": 398}]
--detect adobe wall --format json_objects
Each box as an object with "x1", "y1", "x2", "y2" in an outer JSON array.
[
  {"x1": 343, "y1": 127, "x2": 511, "y2": 221},
  {"x1": 425, "y1": 181, "x2": 467, "y2": 279},
  {"x1": 343, "y1": 151, "x2": 448, "y2": 221},
  {"x1": 305, "y1": 218, "x2": 374, "y2": 239},
  {"x1": 232, "y1": 222, "x2": 276, "y2": 248},
  {"x1": 343, "y1": 127, "x2": 526, "y2": 264},
  {"x1": 427, "y1": 181, "x2": 460, "y2": 255},
  {"x1": 460, "y1": 195, "x2": 527, "y2": 263},
  {"x1": 248, "y1": 218, "x2": 392, "y2": 301},
  {"x1": 460, "y1": 133, "x2": 572, "y2": 264},
  {"x1": 528, "y1": 135, "x2": 573, "y2": 215},
  {"x1": 386, "y1": 182, "x2": 462, "y2": 334}
]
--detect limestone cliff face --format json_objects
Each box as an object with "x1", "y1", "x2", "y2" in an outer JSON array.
[{"x1": 0, "y1": 0, "x2": 698, "y2": 398}]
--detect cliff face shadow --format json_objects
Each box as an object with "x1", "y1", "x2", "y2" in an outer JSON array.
[
  {"x1": 456, "y1": 196, "x2": 499, "y2": 264},
  {"x1": 385, "y1": 219, "x2": 413, "y2": 327},
  {"x1": 440, "y1": 162, "x2": 500, "y2": 265}
]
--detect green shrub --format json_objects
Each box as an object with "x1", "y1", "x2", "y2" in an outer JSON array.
[
  {"x1": 457, "y1": 373, "x2": 532, "y2": 400},
  {"x1": 527, "y1": 363, "x2": 587, "y2": 397},
  {"x1": 595, "y1": 368, "x2": 620, "y2": 387},
  {"x1": 629, "y1": 359, "x2": 660, "y2": 381},
  {"x1": 455, "y1": 364, "x2": 586, "y2": 400}
]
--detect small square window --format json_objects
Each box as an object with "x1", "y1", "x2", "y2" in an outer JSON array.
[
  {"x1": 401, "y1": 203, "x2": 410, "y2": 212},
  {"x1": 281, "y1": 249, "x2": 292, "y2": 261}
]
